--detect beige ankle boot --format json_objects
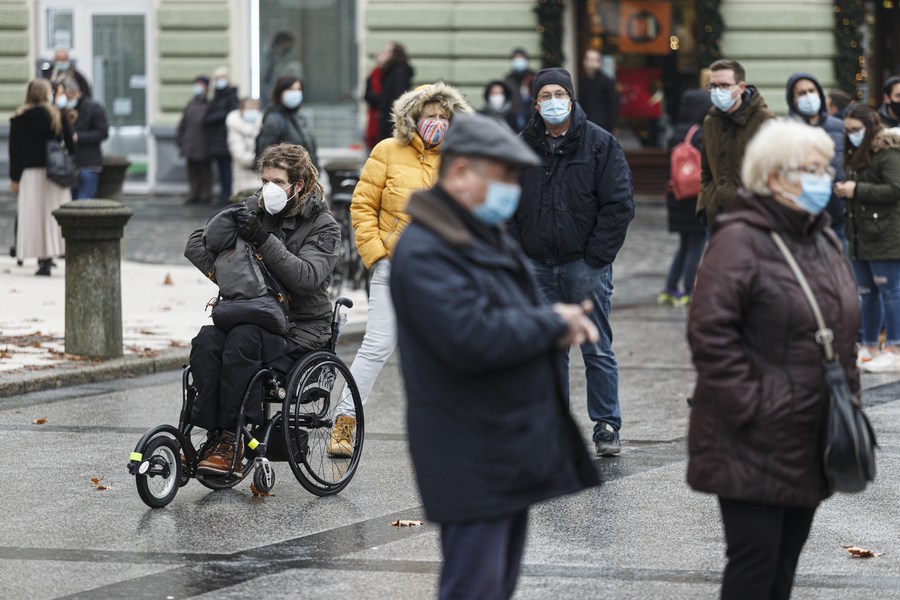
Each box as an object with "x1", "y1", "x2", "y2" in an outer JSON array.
[{"x1": 326, "y1": 415, "x2": 356, "y2": 457}]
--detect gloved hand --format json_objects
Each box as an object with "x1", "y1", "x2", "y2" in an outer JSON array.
[{"x1": 235, "y1": 206, "x2": 269, "y2": 247}]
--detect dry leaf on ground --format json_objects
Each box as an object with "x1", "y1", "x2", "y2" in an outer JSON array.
[
  {"x1": 91, "y1": 476, "x2": 111, "y2": 491},
  {"x1": 163, "y1": 273, "x2": 174, "y2": 285},
  {"x1": 250, "y1": 483, "x2": 273, "y2": 497},
  {"x1": 0, "y1": 348, "x2": 12, "y2": 359},
  {"x1": 843, "y1": 545, "x2": 881, "y2": 558},
  {"x1": 32, "y1": 417, "x2": 48, "y2": 425},
  {"x1": 390, "y1": 519, "x2": 423, "y2": 527}
]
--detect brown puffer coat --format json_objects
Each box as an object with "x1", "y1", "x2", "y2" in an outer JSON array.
[
  {"x1": 687, "y1": 191, "x2": 860, "y2": 508},
  {"x1": 698, "y1": 86, "x2": 773, "y2": 228}
]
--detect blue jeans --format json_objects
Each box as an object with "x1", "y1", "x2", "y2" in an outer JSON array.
[
  {"x1": 664, "y1": 232, "x2": 706, "y2": 294},
  {"x1": 73, "y1": 169, "x2": 100, "y2": 200},
  {"x1": 850, "y1": 259, "x2": 900, "y2": 347},
  {"x1": 531, "y1": 259, "x2": 620, "y2": 438}
]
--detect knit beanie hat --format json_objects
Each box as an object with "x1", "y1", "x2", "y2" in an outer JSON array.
[{"x1": 532, "y1": 68, "x2": 574, "y2": 100}]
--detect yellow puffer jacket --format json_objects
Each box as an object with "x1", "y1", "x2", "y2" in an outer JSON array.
[{"x1": 351, "y1": 81, "x2": 472, "y2": 268}]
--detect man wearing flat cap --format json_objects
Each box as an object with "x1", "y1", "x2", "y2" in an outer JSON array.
[
  {"x1": 391, "y1": 112, "x2": 601, "y2": 600},
  {"x1": 510, "y1": 67, "x2": 635, "y2": 458}
]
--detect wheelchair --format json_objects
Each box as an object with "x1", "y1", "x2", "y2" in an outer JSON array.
[{"x1": 127, "y1": 298, "x2": 364, "y2": 508}]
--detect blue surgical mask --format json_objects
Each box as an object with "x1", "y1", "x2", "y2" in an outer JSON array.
[
  {"x1": 510, "y1": 57, "x2": 528, "y2": 73},
  {"x1": 540, "y1": 98, "x2": 571, "y2": 126},
  {"x1": 782, "y1": 173, "x2": 833, "y2": 216},
  {"x1": 54, "y1": 94, "x2": 67, "y2": 109},
  {"x1": 848, "y1": 128, "x2": 866, "y2": 148},
  {"x1": 193, "y1": 84, "x2": 205, "y2": 97},
  {"x1": 283, "y1": 89, "x2": 303, "y2": 109},
  {"x1": 242, "y1": 109, "x2": 261, "y2": 123},
  {"x1": 215, "y1": 78, "x2": 228, "y2": 90},
  {"x1": 710, "y1": 87, "x2": 736, "y2": 112},
  {"x1": 55, "y1": 61, "x2": 69, "y2": 71},
  {"x1": 796, "y1": 92, "x2": 821, "y2": 117},
  {"x1": 472, "y1": 181, "x2": 521, "y2": 226}
]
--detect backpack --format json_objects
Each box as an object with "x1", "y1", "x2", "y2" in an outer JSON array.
[
  {"x1": 670, "y1": 124, "x2": 701, "y2": 201},
  {"x1": 201, "y1": 207, "x2": 291, "y2": 334}
]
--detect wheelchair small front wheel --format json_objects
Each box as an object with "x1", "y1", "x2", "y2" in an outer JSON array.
[
  {"x1": 135, "y1": 436, "x2": 182, "y2": 508},
  {"x1": 252, "y1": 461, "x2": 276, "y2": 494}
]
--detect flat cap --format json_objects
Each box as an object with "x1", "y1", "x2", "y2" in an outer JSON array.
[{"x1": 442, "y1": 113, "x2": 541, "y2": 168}]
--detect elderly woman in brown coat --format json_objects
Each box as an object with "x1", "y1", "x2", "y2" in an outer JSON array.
[{"x1": 687, "y1": 119, "x2": 860, "y2": 600}]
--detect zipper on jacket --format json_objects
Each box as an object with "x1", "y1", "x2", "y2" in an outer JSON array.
[
  {"x1": 245, "y1": 246, "x2": 260, "y2": 284},
  {"x1": 383, "y1": 216, "x2": 401, "y2": 247}
]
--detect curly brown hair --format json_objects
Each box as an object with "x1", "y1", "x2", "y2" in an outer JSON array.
[{"x1": 256, "y1": 142, "x2": 322, "y2": 202}]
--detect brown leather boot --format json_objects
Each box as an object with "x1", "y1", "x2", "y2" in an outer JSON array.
[{"x1": 197, "y1": 431, "x2": 243, "y2": 476}]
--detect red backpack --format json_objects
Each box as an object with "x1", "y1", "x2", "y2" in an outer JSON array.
[{"x1": 669, "y1": 124, "x2": 701, "y2": 201}]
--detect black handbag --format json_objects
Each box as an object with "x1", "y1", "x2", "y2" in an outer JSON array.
[
  {"x1": 770, "y1": 231, "x2": 877, "y2": 493},
  {"x1": 46, "y1": 138, "x2": 79, "y2": 188}
]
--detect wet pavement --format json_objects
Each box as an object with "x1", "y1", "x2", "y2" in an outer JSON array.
[{"x1": 1, "y1": 197, "x2": 899, "y2": 598}]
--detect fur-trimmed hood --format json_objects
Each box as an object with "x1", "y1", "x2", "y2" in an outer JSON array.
[
  {"x1": 873, "y1": 127, "x2": 900, "y2": 153},
  {"x1": 390, "y1": 81, "x2": 473, "y2": 145}
]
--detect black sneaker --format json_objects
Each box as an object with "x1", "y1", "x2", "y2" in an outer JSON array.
[{"x1": 594, "y1": 423, "x2": 621, "y2": 457}]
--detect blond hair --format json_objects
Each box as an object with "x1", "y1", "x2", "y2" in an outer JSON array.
[
  {"x1": 741, "y1": 119, "x2": 835, "y2": 195},
  {"x1": 18, "y1": 79, "x2": 61, "y2": 134}
]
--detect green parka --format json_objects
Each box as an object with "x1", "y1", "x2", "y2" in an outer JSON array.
[
  {"x1": 845, "y1": 129, "x2": 900, "y2": 260},
  {"x1": 698, "y1": 86, "x2": 774, "y2": 229}
]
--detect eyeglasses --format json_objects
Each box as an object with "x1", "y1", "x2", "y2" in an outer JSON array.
[
  {"x1": 785, "y1": 165, "x2": 836, "y2": 178},
  {"x1": 707, "y1": 82, "x2": 738, "y2": 91},
  {"x1": 537, "y1": 91, "x2": 570, "y2": 102}
]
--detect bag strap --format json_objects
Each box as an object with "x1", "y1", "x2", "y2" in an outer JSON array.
[
  {"x1": 769, "y1": 231, "x2": 835, "y2": 361},
  {"x1": 683, "y1": 124, "x2": 700, "y2": 145}
]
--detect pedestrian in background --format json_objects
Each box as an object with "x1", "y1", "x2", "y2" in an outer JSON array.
[
  {"x1": 879, "y1": 74, "x2": 900, "y2": 129},
  {"x1": 659, "y1": 70, "x2": 711, "y2": 307},
  {"x1": 257, "y1": 76, "x2": 319, "y2": 168},
  {"x1": 503, "y1": 48, "x2": 536, "y2": 131},
  {"x1": 510, "y1": 67, "x2": 635, "y2": 457},
  {"x1": 326, "y1": 82, "x2": 472, "y2": 458},
  {"x1": 477, "y1": 79, "x2": 518, "y2": 131},
  {"x1": 227, "y1": 97, "x2": 263, "y2": 197},
  {"x1": 688, "y1": 119, "x2": 859, "y2": 600},
  {"x1": 206, "y1": 66, "x2": 239, "y2": 207},
  {"x1": 8, "y1": 79, "x2": 74, "y2": 276},
  {"x1": 391, "y1": 113, "x2": 601, "y2": 600},
  {"x1": 177, "y1": 75, "x2": 213, "y2": 205},
  {"x1": 698, "y1": 59, "x2": 773, "y2": 231},
  {"x1": 786, "y1": 72, "x2": 846, "y2": 240},
  {"x1": 363, "y1": 44, "x2": 389, "y2": 151},
  {"x1": 61, "y1": 77, "x2": 109, "y2": 200},
  {"x1": 41, "y1": 48, "x2": 92, "y2": 98},
  {"x1": 370, "y1": 42, "x2": 414, "y2": 144},
  {"x1": 579, "y1": 48, "x2": 619, "y2": 132},
  {"x1": 834, "y1": 103, "x2": 900, "y2": 372},
  {"x1": 826, "y1": 89, "x2": 851, "y2": 120}
]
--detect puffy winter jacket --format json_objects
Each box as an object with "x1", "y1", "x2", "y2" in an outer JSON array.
[
  {"x1": 511, "y1": 103, "x2": 634, "y2": 267},
  {"x1": 844, "y1": 129, "x2": 900, "y2": 260},
  {"x1": 226, "y1": 109, "x2": 261, "y2": 192},
  {"x1": 351, "y1": 81, "x2": 472, "y2": 268}
]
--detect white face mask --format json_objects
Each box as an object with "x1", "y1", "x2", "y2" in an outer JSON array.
[
  {"x1": 487, "y1": 94, "x2": 506, "y2": 111},
  {"x1": 262, "y1": 181, "x2": 293, "y2": 215}
]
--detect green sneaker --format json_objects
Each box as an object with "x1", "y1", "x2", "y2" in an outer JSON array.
[
  {"x1": 674, "y1": 293, "x2": 692, "y2": 307},
  {"x1": 657, "y1": 291, "x2": 677, "y2": 306}
]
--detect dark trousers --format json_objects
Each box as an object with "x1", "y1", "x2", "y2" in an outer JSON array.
[
  {"x1": 187, "y1": 160, "x2": 213, "y2": 203},
  {"x1": 213, "y1": 155, "x2": 233, "y2": 204},
  {"x1": 439, "y1": 511, "x2": 528, "y2": 600},
  {"x1": 190, "y1": 324, "x2": 301, "y2": 431},
  {"x1": 664, "y1": 232, "x2": 706, "y2": 294},
  {"x1": 719, "y1": 498, "x2": 817, "y2": 600}
]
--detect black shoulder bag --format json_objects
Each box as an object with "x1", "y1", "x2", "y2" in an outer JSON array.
[
  {"x1": 46, "y1": 137, "x2": 79, "y2": 189},
  {"x1": 770, "y1": 231, "x2": 877, "y2": 493}
]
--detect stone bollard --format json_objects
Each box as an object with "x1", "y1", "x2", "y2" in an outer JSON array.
[{"x1": 52, "y1": 200, "x2": 133, "y2": 358}]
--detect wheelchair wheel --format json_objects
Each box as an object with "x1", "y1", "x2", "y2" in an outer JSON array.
[
  {"x1": 283, "y1": 351, "x2": 364, "y2": 496},
  {"x1": 135, "y1": 436, "x2": 181, "y2": 508}
]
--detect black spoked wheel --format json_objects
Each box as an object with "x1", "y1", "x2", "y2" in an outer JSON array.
[
  {"x1": 135, "y1": 436, "x2": 182, "y2": 508},
  {"x1": 283, "y1": 351, "x2": 364, "y2": 496}
]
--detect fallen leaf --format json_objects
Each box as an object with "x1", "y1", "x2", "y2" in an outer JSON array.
[
  {"x1": 90, "y1": 476, "x2": 111, "y2": 491},
  {"x1": 390, "y1": 519, "x2": 423, "y2": 527},
  {"x1": 250, "y1": 483, "x2": 273, "y2": 497},
  {"x1": 163, "y1": 273, "x2": 174, "y2": 285},
  {"x1": 31, "y1": 340, "x2": 41, "y2": 348},
  {"x1": 91, "y1": 477, "x2": 101, "y2": 484},
  {"x1": 0, "y1": 348, "x2": 12, "y2": 359},
  {"x1": 843, "y1": 545, "x2": 881, "y2": 558},
  {"x1": 32, "y1": 417, "x2": 47, "y2": 425},
  {"x1": 96, "y1": 485, "x2": 108, "y2": 491}
]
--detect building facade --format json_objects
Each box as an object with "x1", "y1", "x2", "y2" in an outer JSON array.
[{"x1": 0, "y1": 0, "x2": 896, "y2": 194}]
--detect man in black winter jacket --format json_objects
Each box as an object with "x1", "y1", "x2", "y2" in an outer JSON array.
[
  {"x1": 206, "y1": 66, "x2": 240, "y2": 206},
  {"x1": 62, "y1": 77, "x2": 108, "y2": 199},
  {"x1": 510, "y1": 67, "x2": 634, "y2": 458}
]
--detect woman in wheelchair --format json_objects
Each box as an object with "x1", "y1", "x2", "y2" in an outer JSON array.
[{"x1": 184, "y1": 142, "x2": 340, "y2": 476}]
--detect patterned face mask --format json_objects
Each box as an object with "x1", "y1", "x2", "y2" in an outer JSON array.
[{"x1": 417, "y1": 118, "x2": 449, "y2": 146}]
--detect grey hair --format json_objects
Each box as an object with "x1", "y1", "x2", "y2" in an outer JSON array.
[
  {"x1": 741, "y1": 118, "x2": 835, "y2": 195},
  {"x1": 62, "y1": 77, "x2": 80, "y2": 94}
]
